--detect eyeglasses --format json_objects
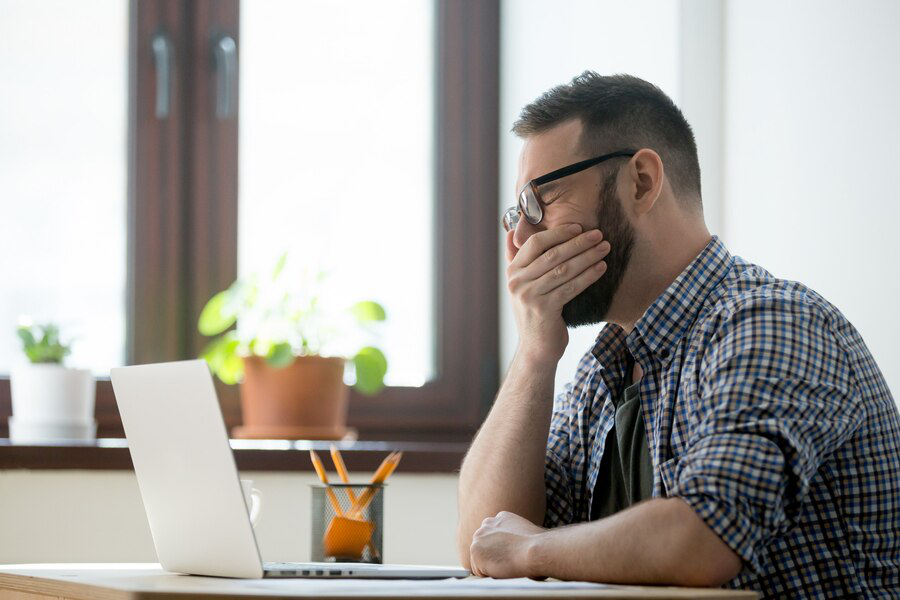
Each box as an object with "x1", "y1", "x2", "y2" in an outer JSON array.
[{"x1": 502, "y1": 149, "x2": 636, "y2": 232}]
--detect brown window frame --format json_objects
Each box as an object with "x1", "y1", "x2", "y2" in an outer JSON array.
[{"x1": 0, "y1": 0, "x2": 500, "y2": 443}]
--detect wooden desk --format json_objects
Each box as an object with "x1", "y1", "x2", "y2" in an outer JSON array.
[{"x1": 0, "y1": 564, "x2": 756, "y2": 600}]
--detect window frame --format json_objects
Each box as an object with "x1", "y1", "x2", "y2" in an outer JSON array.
[{"x1": 0, "y1": 0, "x2": 500, "y2": 442}]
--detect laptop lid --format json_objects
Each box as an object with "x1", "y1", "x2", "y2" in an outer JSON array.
[{"x1": 111, "y1": 360, "x2": 265, "y2": 578}]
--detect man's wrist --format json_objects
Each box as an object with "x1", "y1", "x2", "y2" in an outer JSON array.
[
  {"x1": 514, "y1": 345, "x2": 561, "y2": 374},
  {"x1": 523, "y1": 530, "x2": 551, "y2": 579}
]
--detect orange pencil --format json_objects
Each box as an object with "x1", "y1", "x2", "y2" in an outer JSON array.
[
  {"x1": 366, "y1": 451, "x2": 399, "y2": 489},
  {"x1": 330, "y1": 444, "x2": 359, "y2": 505},
  {"x1": 350, "y1": 451, "x2": 403, "y2": 516},
  {"x1": 382, "y1": 452, "x2": 402, "y2": 480},
  {"x1": 309, "y1": 450, "x2": 343, "y2": 515}
]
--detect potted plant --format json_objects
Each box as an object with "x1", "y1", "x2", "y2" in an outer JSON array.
[
  {"x1": 9, "y1": 321, "x2": 96, "y2": 443},
  {"x1": 198, "y1": 255, "x2": 388, "y2": 440}
]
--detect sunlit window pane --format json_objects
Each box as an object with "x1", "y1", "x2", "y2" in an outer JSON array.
[
  {"x1": 0, "y1": 0, "x2": 128, "y2": 374},
  {"x1": 239, "y1": 0, "x2": 435, "y2": 386}
]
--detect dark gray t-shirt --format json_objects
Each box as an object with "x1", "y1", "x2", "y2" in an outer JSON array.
[{"x1": 590, "y1": 373, "x2": 653, "y2": 521}]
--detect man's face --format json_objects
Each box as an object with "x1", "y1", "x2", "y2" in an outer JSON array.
[{"x1": 514, "y1": 120, "x2": 636, "y2": 326}]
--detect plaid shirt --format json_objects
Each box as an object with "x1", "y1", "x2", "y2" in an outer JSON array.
[{"x1": 544, "y1": 236, "x2": 900, "y2": 598}]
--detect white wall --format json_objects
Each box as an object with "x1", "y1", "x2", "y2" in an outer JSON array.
[
  {"x1": 0, "y1": 471, "x2": 460, "y2": 566},
  {"x1": 499, "y1": 0, "x2": 683, "y2": 392},
  {"x1": 721, "y1": 0, "x2": 900, "y2": 398},
  {"x1": 499, "y1": 0, "x2": 899, "y2": 403}
]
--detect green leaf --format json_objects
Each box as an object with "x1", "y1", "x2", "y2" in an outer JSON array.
[
  {"x1": 201, "y1": 332, "x2": 241, "y2": 384},
  {"x1": 266, "y1": 342, "x2": 295, "y2": 368},
  {"x1": 218, "y1": 353, "x2": 245, "y2": 385},
  {"x1": 16, "y1": 326, "x2": 36, "y2": 350},
  {"x1": 198, "y1": 290, "x2": 237, "y2": 336},
  {"x1": 42, "y1": 323, "x2": 59, "y2": 341},
  {"x1": 351, "y1": 301, "x2": 386, "y2": 323},
  {"x1": 201, "y1": 336, "x2": 226, "y2": 372},
  {"x1": 47, "y1": 343, "x2": 69, "y2": 364},
  {"x1": 352, "y1": 346, "x2": 388, "y2": 395}
]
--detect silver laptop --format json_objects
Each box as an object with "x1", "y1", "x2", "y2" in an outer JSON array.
[{"x1": 110, "y1": 359, "x2": 469, "y2": 580}]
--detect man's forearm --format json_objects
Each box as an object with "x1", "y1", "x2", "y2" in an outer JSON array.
[
  {"x1": 524, "y1": 498, "x2": 743, "y2": 587},
  {"x1": 456, "y1": 351, "x2": 557, "y2": 567}
]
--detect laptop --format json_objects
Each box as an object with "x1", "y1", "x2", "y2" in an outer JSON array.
[{"x1": 110, "y1": 359, "x2": 470, "y2": 580}]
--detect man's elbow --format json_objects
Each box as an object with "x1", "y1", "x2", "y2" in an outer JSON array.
[
  {"x1": 666, "y1": 499, "x2": 743, "y2": 587},
  {"x1": 686, "y1": 546, "x2": 742, "y2": 588}
]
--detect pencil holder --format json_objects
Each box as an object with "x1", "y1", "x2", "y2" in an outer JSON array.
[{"x1": 311, "y1": 483, "x2": 384, "y2": 563}]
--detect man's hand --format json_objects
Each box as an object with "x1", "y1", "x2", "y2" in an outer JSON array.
[
  {"x1": 505, "y1": 225, "x2": 610, "y2": 364},
  {"x1": 469, "y1": 511, "x2": 546, "y2": 578}
]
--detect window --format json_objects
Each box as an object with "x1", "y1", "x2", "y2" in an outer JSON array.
[
  {"x1": 239, "y1": 0, "x2": 436, "y2": 386},
  {"x1": 0, "y1": 0, "x2": 499, "y2": 441},
  {"x1": 0, "y1": 0, "x2": 128, "y2": 374}
]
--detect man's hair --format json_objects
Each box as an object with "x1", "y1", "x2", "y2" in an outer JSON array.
[{"x1": 512, "y1": 72, "x2": 702, "y2": 206}]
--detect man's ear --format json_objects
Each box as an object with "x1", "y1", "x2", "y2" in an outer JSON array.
[{"x1": 624, "y1": 148, "x2": 664, "y2": 216}]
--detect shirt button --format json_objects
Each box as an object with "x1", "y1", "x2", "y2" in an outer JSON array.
[{"x1": 659, "y1": 348, "x2": 670, "y2": 359}]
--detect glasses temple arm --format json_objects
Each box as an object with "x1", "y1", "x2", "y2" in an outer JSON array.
[{"x1": 532, "y1": 150, "x2": 637, "y2": 186}]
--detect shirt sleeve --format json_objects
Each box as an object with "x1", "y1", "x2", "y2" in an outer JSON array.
[
  {"x1": 664, "y1": 294, "x2": 865, "y2": 573},
  {"x1": 543, "y1": 382, "x2": 577, "y2": 528}
]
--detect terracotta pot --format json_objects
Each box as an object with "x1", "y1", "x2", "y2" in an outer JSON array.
[{"x1": 233, "y1": 355, "x2": 349, "y2": 440}]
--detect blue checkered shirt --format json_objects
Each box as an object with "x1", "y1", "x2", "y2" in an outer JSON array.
[{"x1": 544, "y1": 236, "x2": 900, "y2": 598}]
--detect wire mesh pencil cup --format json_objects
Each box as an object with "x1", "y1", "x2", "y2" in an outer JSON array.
[{"x1": 311, "y1": 483, "x2": 384, "y2": 563}]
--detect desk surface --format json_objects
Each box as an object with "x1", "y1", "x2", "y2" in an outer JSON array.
[{"x1": 0, "y1": 564, "x2": 756, "y2": 600}]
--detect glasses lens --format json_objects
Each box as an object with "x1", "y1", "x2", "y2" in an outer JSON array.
[
  {"x1": 519, "y1": 185, "x2": 542, "y2": 224},
  {"x1": 502, "y1": 207, "x2": 519, "y2": 232}
]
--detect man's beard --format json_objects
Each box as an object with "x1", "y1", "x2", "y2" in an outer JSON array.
[{"x1": 561, "y1": 171, "x2": 635, "y2": 327}]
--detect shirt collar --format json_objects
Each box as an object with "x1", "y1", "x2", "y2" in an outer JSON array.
[
  {"x1": 591, "y1": 322, "x2": 629, "y2": 369},
  {"x1": 631, "y1": 235, "x2": 733, "y2": 363},
  {"x1": 590, "y1": 235, "x2": 733, "y2": 370}
]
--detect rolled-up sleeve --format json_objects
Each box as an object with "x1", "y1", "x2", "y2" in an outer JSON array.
[
  {"x1": 664, "y1": 297, "x2": 864, "y2": 573},
  {"x1": 544, "y1": 383, "x2": 577, "y2": 528}
]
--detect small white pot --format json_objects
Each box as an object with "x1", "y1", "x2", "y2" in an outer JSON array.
[{"x1": 9, "y1": 364, "x2": 96, "y2": 443}]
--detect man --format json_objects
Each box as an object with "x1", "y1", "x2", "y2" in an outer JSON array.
[{"x1": 457, "y1": 72, "x2": 900, "y2": 597}]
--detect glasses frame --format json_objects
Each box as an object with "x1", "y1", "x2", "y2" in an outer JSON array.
[{"x1": 503, "y1": 149, "x2": 637, "y2": 232}]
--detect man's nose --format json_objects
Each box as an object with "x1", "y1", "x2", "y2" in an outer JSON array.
[{"x1": 512, "y1": 216, "x2": 541, "y2": 250}]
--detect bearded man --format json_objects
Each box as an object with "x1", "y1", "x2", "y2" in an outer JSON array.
[{"x1": 456, "y1": 72, "x2": 900, "y2": 598}]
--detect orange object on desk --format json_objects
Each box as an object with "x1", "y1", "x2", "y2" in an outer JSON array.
[{"x1": 323, "y1": 515, "x2": 375, "y2": 559}]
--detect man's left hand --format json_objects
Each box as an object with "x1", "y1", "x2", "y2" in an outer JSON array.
[{"x1": 469, "y1": 511, "x2": 546, "y2": 578}]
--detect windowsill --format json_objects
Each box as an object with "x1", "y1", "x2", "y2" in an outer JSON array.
[{"x1": 0, "y1": 438, "x2": 467, "y2": 473}]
